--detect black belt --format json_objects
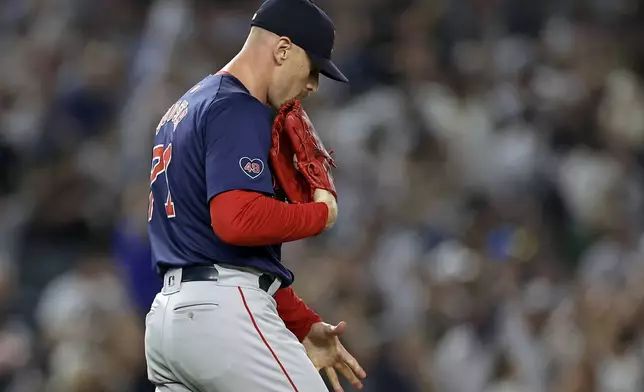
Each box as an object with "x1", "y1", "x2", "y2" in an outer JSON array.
[{"x1": 180, "y1": 265, "x2": 278, "y2": 293}]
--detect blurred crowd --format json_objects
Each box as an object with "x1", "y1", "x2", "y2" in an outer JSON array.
[{"x1": 1, "y1": 0, "x2": 644, "y2": 391}]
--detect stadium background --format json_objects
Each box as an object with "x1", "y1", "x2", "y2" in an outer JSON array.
[{"x1": 1, "y1": 0, "x2": 644, "y2": 391}]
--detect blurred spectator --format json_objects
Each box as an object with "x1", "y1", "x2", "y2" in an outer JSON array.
[
  {"x1": 484, "y1": 352, "x2": 530, "y2": 392},
  {"x1": 113, "y1": 184, "x2": 161, "y2": 316},
  {"x1": 0, "y1": 256, "x2": 39, "y2": 392},
  {"x1": 35, "y1": 241, "x2": 144, "y2": 392}
]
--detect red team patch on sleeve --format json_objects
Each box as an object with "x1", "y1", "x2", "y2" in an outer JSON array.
[{"x1": 239, "y1": 157, "x2": 264, "y2": 179}]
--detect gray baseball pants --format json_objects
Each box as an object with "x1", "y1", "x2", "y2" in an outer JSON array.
[{"x1": 144, "y1": 264, "x2": 329, "y2": 392}]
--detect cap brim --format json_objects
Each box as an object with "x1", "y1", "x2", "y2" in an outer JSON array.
[{"x1": 310, "y1": 53, "x2": 348, "y2": 83}]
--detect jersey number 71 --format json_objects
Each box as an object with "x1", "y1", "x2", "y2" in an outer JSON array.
[
  {"x1": 148, "y1": 144, "x2": 175, "y2": 221},
  {"x1": 148, "y1": 99, "x2": 189, "y2": 222}
]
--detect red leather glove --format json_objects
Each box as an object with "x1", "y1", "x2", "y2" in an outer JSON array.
[{"x1": 270, "y1": 100, "x2": 337, "y2": 203}]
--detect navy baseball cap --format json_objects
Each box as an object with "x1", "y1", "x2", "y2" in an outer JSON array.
[{"x1": 251, "y1": 0, "x2": 348, "y2": 83}]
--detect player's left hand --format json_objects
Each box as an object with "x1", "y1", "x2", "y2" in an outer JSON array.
[{"x1": 303, "y1": 321, "x2": 366, "y2": 392}]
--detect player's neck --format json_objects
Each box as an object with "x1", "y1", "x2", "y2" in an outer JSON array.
[{"x1": 220, "y1": 53, "x2": 270, "y2": 105}]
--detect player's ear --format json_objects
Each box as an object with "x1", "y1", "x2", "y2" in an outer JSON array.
[{"x1": 274, "y1": 37, "x2": 292, "y2": 65}]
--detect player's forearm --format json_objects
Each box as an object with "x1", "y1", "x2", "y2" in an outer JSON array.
[
  {"x1": 274, "y1": 287, "x2": 322, "y2": 342},
  {"x1": 210, "y1": 190, "x2": 328, "y2": 246}
]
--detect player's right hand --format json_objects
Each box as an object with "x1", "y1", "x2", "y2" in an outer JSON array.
[{"x1": 314, "y1": 188, "x2": 338, "y2": 229}]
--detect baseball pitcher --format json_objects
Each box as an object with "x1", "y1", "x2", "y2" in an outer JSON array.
[{"x1": 144, "y1": 0, "x2": 366, "y2": 391}]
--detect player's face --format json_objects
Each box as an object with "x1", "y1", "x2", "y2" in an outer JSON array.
[{"x1": 268, "y1": 41, "x2": 320, "y2": 109}]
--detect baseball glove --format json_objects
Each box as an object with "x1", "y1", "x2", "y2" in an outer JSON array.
[{"x1": 270, "y1": 100, "x2": 337, "y2": 204}]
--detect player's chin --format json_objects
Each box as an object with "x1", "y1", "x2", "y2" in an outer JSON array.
[
  {"x1": 272, "y1": 98, "x2": 297, "y2": 110},
  {"x1": 287, "y1": 91, "x2": 309, "y2": 104},
  {"x1": 272, "y1": 92, "x2": 306, "y2": 109}
]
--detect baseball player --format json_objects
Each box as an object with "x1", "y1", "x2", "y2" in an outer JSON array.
[{"x1": 144, "y1": 1, "x2": 366, "y2": 391}]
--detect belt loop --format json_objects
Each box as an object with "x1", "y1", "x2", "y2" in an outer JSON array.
[
  {"x1": 267, "y1": 277, "x2": 282, "y2": 296},
  {"x1": 162, "y1": 268, "x2": 183, "y2": 295}
]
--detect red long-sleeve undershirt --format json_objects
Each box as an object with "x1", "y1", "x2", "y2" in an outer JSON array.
[
  {"x1": 210, "y1": 190, "x2": 325, "y2": 341},
  {"x1": 210, "y1": 190, "x2": 328, "y2": 245},
  {"x1": 273, "y1": 285, "x2": 322, "y2": 341}
]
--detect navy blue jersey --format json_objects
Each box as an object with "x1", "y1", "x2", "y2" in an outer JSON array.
[{"x1": 147, "y1": 73, "x2": 293, "y2": 285}]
